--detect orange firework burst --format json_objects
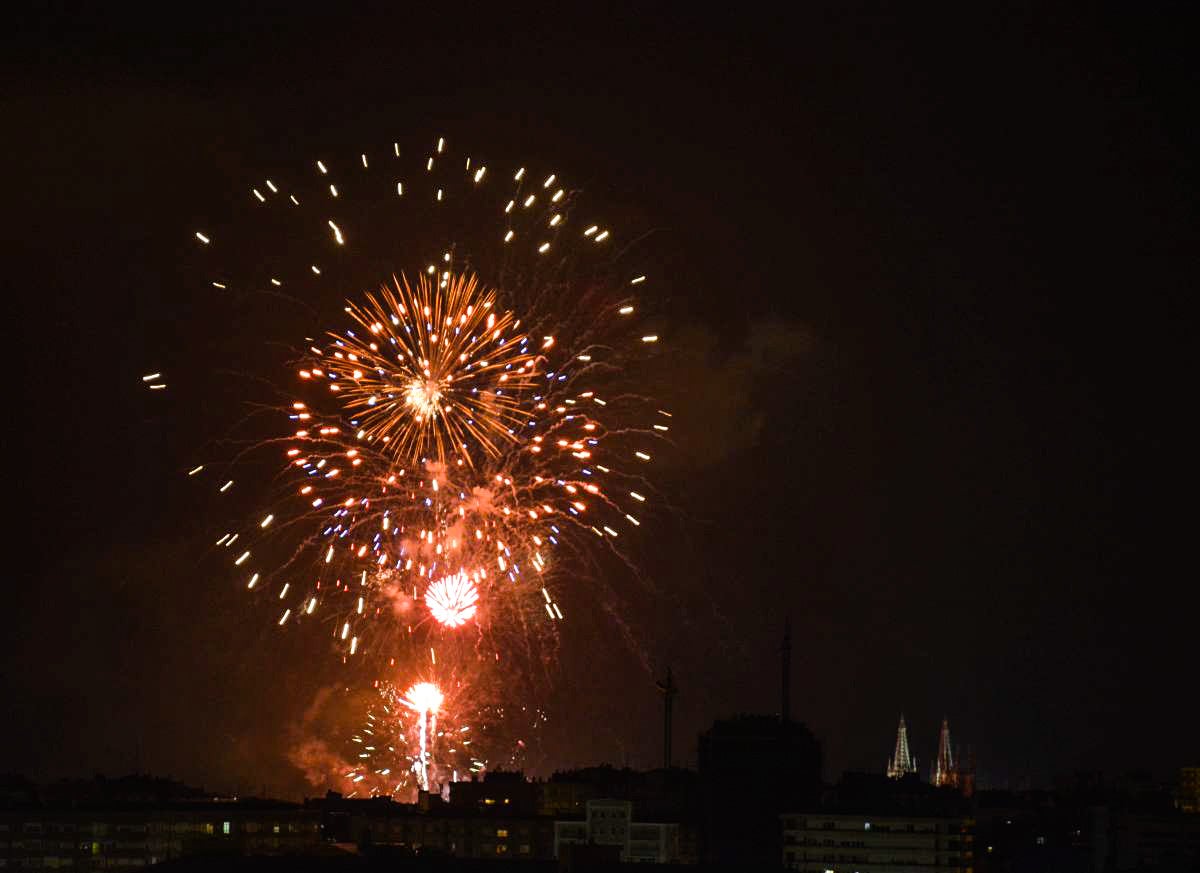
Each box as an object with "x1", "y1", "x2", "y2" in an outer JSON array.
[
  {"x1": 181, "y1": 136, "x2": 670, "y2": 795},
  {"x1": 314, "y1": 272, "x2": 542, "y2": 466},
  {"x1": 425, "y1": 571, "x2": 480, "y2": 627}
]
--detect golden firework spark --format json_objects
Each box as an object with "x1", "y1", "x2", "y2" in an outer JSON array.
[{"x1": 313, "y1": 273, "x2": 542, "y2": 466}]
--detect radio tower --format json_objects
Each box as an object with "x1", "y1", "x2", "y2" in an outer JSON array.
[
  {"x1": 887, "y1": 714, "x2": 917, "y2": 779},
  {"x1": 932, "y1": 717, "x2": 959, "y2": 788}
]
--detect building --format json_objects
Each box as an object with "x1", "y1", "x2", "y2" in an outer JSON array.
[
  {"x1": 447, "y1": 770, "x2": 538, "y2": 817},
  {"x1": 543, "y1": 766, "x2": 697, "y2": 821},
  {"x1": 0, "y1": 799, "x2": 321, "y2": 869},
  {"x1": 552, "y1": 798, "x2": 681, "y2": 863},
  {"x1": 930, "y1": 719, "x2": 974, "y2": 796},
  {"x1": 1105, "y1": 809, "x2": 1200, "y2": 871},
  {"x1": 973, "y1": 787, "x2": 1090, "y2": 872},
  {"x1": 782, "y1": 812, "x2": 974, "y2": 872},
  {"x1": 2, "y1": 769, "x2": 705, "y2": 868},
  {"x1": 628, "y1": 821, "x2": 682, "y2": 863},
  {"x1": 699, "y1": 715, "x2": 822, "y2": 865},
  {"x1": 932, "y1": 719, "x2": 957, "y2": 789},
  {"x1": 316, "y1": 790, "x2": 555, "y2": 860},
  {"x1": 974, "y1": 771, "x2": 1200, "y2": 872},
  {"x1": 538, "y1": 779, "x2": 597, "y2": 818},
  {"x1": 783, "y1": 773, "x2": 973, "y2": 873},
  {"x1": 542, "y1": 766, "x2": 698, "y2": 862},
  {"x1": 1178, "y1": 767, "x2": 1200, "y2": 815}
]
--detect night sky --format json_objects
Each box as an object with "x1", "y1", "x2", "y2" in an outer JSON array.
[{"x1": 5, "y1": 7, "x2": 1195, "y2": 797}]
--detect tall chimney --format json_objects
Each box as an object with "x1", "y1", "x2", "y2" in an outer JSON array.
[
  {"x1": 781, "y1": 618, "x2": 792, "y2": 723},
  {"x1": 656, "y1": 668, "x2": 677, "y2": 768}
]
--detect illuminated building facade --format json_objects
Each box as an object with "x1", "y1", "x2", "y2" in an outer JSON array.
[
  {"x1": 782, "y1": 812, "x2": 974, "y2": 872},
  {"x1": 552, "y1": 798, "x2": 681, "y2": 863},
  {"x1": 932, "y1": 718, "x2": 958, "y2": 789},
  {"x1": 783, "y1": 772, "x2": 974, "y2": 872}
]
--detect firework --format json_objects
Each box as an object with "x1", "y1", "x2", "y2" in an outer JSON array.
[
  {"x1": 331, "y1": 673, "x2": 545, "y2": 798},
  {"x1": 323, "y1": 272, "x2": 542, "y2": 466},
  {"x1": 401, "y1": 681, "x2": 443, "y2": 791},
  {"x1": 184, "y1": 136, "x2": 668, "y2": 792},
  {"x1": 425, "y1": 571, "x2": 480, "y2": 628}
]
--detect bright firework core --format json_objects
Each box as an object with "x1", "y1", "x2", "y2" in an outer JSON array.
[
  {"x1": 425, "y1": 571, "x2": 480, "y2": 627},
  {"x1": 405, "y1": 376, "x2": 447, "y2": 420},
  {"x1": 402, "y1": 680, "x2": 444, "y2": 792},
  {"x1": 404, "y1": 681, "x2": 444, "y2": 715}
]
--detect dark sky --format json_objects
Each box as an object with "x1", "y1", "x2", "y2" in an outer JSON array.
[{"x1": 5, "y1": 7, "x2": 1195, "y2": 796}]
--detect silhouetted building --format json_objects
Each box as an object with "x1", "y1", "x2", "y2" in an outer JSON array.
[
  {"x1": 1, "y1": 792, "x2": 320, "y2": 869},
  {"x1": 313, "y1": 771, "x2": 703, "y2": 864},
  {"x1": 545, "y1": 765, "x2": 697, "y2": 823},
  {"x1": 1178, "y1": 767, "x2": 1200, "y2": 815},
  {"x1": 448, "y1": 770, "x2": 538, "y2": 817},
  {"x1": 1105, "y1": 809, "x2": 1200, "y2": 871},
  {"x1": 0, "y1": 775, "x2": 39, "y2": 808},
  {"x1": 312, "y1": 790, "x2": 554, "y2": 860},
  {"x1": 976, "y1": 771, "x2": 1200, "y2": 873},
  {"x1": 698, "y1": 715, "x2": 821, "y2": 865}
]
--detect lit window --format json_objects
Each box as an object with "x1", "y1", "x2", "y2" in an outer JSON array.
[
  {"x1": 273, "y1": 824, "x2": 280, "y2": 834},
  {"x1": 222, "y1": 822, "x2": 231, "y2": 835},
  {"x1": 864, "y1": 822, "x2": 871, "y2": 831},
  {"x1": 496, "y1": 829, "x2": 508, "y2": 838},
  {"x1": 496, "y1": 844, "x2": 508, "y2": 854}
]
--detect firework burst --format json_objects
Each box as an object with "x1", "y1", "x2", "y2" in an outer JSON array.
[
  {"x1": 334, "y1": 673, "x2": 545, "y2": 798},
  {"x1": 425, "y1": 571, "x2": 480, "y2": 628},
  {"x1": 183, "y1": 136, "x2": 669, "y2": 793},
  {"x1": 323, "y1": 272, "x2": 542, "y2": 466}
]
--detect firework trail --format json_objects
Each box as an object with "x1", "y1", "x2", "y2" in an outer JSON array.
[
  {"x1": 183, "y1": 136, "x2": 669, "y2": 795},
  {"x1": 331, "y1": 677, "x2": 546, "y2": 798}
]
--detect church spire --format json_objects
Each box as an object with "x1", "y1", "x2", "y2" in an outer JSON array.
[
  {"x1": 887, "y1": 713, "x2": 917, "y2": 779},
  {"x1": 932, "y1": 717, "x2": 958, "y2": 787}
]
